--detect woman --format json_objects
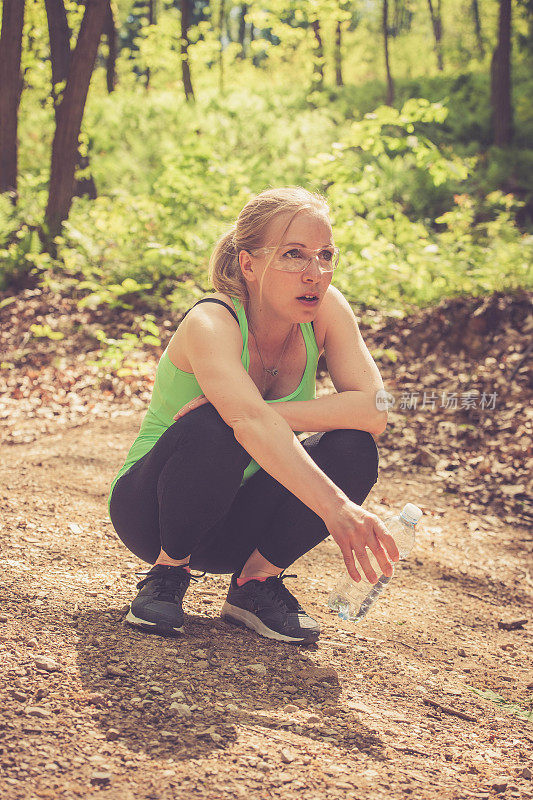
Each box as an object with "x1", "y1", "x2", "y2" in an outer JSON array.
[{"x1": 108, "y1": 186, "x2": 399, "y2": 645}]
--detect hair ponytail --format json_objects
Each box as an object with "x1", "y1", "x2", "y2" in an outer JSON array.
[{"x1": 207, "y1": 228, "x2": 246, "y2": 301}]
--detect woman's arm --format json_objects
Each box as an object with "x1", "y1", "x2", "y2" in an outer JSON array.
[
  {"x1": 182, "y1": 303, "x2": 399, "y2": 583},
  {"x1": 273, "y1": 286, "x2": 388, "y2": 434},
  {"x1": 270, "y1": 392, "x2": 385, "y2": 435}
]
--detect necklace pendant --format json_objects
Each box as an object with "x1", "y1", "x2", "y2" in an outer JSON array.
[{"x1": 265, "y1": 367, "x2": 278, "y2": 376}]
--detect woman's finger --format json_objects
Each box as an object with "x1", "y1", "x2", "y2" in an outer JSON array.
[
  {"x1": 352, "y1": 545, "x2": 379, "y2": 585},
  {"x1": 339, "y1": 543, "x2": 361, "y2": 583},
  {"x1": 173, "y1": 395, "x2": 208, "y2": 420},
  {"x1": 368, "y1": 539, "x2": 394, "y2": 578},
  {"x1": 373, "y1": 518, "x2": 400, "y2": 562}
]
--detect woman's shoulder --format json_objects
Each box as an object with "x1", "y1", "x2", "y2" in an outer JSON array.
[{"x1": 168, "y1": 293, "x2": 241, "y2": 370}]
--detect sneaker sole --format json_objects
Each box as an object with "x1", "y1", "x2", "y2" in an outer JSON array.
[
  {"x1": 125, "y1": 609, "x2": 184, "y2": 638},
  {"x1": 220, "y1": 601, "x2": 320, "y2": 644}
]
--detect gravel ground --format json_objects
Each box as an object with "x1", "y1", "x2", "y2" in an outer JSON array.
[{"x1": 1, "y1": 413, "x2": 532, "y2": 799}]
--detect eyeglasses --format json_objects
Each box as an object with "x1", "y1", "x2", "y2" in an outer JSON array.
[{"x1": 249, "y1": 245, "x2": 340, "y2": 274}]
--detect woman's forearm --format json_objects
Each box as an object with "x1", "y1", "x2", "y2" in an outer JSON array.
[
  {"x1": 232, "y1": 405, "x2": 349, "y2": 522},
  {"x1": 270, "y1": 391, "x2": 387, "y2": 435}
]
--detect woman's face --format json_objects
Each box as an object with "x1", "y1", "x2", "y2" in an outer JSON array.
[{"x1": 243, "y1": 211, "x2": 335, "y2": 322}]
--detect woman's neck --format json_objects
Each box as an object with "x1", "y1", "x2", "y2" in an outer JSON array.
[{"x1": 244, "y1": 299, "x2": 296, "y2": 350}]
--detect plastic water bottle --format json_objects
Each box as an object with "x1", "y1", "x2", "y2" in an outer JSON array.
[{"x1": 328, "y1": 503, "x2": 423, "y2": 623}]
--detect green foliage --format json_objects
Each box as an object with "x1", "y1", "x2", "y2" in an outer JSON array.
[
  {"x1": 87, "y1": 314, "x2": 162, "y2": 377},
  {"x1": 30, "y1": 323, "x2": 64, "y2": 341},
  {"x1": 466, "y1": 685, "x2": 533, "y2": 722},
  {"x1": 0, "y1": 194, "x2": 52, "y2": 291},
  {"x1": 76, "y1": 277, "x2": 154, "y2": 311},
  {"x1": 2, "y1": 0, "x2": 532, "y2": 326},
  {"x1": 371, "y1": 348, "x2": 399, "y2": 364}
]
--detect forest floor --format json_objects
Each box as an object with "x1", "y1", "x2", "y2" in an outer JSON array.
[{"x1": 0, "y1": 286, "x2": 532, "y2": 799}]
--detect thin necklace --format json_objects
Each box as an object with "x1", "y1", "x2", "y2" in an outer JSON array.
[{"x1": 248, "y1": 321, "x2": 295, "y2": 378}]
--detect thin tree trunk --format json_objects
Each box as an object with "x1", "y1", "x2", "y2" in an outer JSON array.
[
  {"x1": 44, "y1": 0, "x2": 70, "y2": 101},
  {"x1": 0, "y1": 0, "x2": 25, "y2": 200},
  {"x1": 383, "y1": 0, "x2": 394, "y2": 105},
  {"x1": 45, "y1": 0, "x2": 97, "y2": 200},
  {"x1": 335, "y1": 20, "x2": 343, "y2": 86},
  {"x1": 471, "y1": 0, "x2": 484, "y2": 59},
  {"x1": 491, "y1": 0, "x2": 513, "y2": 146},
  {"x1": 146, "y1": 0, "x2": 156, "y2": 88},
  {"x1": 180, "y1": 0, "x2": 195, "y2": 101},
  {"x1": 105, "y1": 1, "x2": 117, "y2": 92},
  {"x1": 427, "y1": 0, "x2": 444, "y2": 71},
  {"x1": 238, "y1": 3, "x2": 247, "y2": 59},
  {"x1": 44, "y1": 0, "x2": 108, "y2": 243},
  {"x1": 311, "y1": 19, "x2": 324, "y2": 90},
  {"x1": 219, "y1": 0, "x2": 225, "y2": 95}
]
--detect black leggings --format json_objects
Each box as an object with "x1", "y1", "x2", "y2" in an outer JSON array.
[{"x1": 109, "y1": 404, "x2": 379, "y2": 575}]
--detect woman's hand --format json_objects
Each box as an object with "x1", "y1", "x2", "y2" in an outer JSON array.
[
  {"x1": 173, "y1": 394, "x2": 210, "y2": 421},
  {"x1": 324, "y1": 500, "x2": 400, "y2": 584}
]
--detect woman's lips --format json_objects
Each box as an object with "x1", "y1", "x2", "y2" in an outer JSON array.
[{"x1": 296, "y1": 295, "x2": 319, "y2": 305}]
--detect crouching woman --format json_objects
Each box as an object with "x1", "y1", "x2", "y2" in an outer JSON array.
[{"x1": 108, "y1": 186, "x2": 399, "y2": 644}]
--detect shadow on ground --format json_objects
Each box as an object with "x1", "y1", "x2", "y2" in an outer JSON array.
[{"x1": 72, "y1": 605, "x2": 388, "y2": 763}]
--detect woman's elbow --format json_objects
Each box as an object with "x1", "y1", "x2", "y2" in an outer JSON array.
[
  {"x1": 371, "y1": 410, "x2": 388, "y2": 437},
  {"x1": 227, "y1": 402, "x2": 270, "y2": 440}
]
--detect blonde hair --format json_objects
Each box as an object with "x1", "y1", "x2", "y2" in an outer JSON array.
[{"x1": 208, "y1": 186, "x2": 331, "y2": 302}]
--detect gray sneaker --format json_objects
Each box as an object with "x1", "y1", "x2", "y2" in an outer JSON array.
[
  {"x1": 221, "y1": 570, "x2": 320, "y2": 644},
  {"x1": 126, "y1": 564, "x2": 202, "y2": 637}
]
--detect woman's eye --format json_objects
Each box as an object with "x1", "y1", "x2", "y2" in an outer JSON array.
[
  {"x1": 284, "y1": 249, "x2": 302, "y2": 258},
  {"x1": 321, "y1": 250, "x2": 333, "y2": 261}
]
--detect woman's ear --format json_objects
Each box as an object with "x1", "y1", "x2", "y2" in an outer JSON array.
[{"x1": 239, "y1": 250, "x2": 257, "y2": 285}]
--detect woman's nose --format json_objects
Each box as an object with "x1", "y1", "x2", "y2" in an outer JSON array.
[{"x1": 303, "y1": 256, "x2": 322, "y2": 280}]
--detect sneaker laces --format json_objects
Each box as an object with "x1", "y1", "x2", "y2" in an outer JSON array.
[
  {"x1": 257, "y1": 570, "x2": 302, "y2": 613},
  {"x1": 134, "y1": 565, "x2": 206, "y2": 602}
]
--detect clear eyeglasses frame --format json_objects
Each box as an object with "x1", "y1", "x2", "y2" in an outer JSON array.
[{"x1": 247, "y1": 245, "x2": 340, "y2": 274}]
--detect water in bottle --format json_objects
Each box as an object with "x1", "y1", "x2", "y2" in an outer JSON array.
[{"x1": 328, "y1": 502, "x2": 423, "y2": 622}]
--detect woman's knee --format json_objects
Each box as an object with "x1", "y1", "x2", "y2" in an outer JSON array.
[
  {"x1": 174, "y1": 402, "x2": 228, "y2": 434},
  {"x1": 172, "y1": 403, "x2": 246, "y2": 453},
  {"x1": 314, "y1": 428, "x2": 379, "y2": 487}
]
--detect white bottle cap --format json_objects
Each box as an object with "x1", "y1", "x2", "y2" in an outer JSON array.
[{"x1": 401, "y1": 503, "x2": 423, "y2": 524}]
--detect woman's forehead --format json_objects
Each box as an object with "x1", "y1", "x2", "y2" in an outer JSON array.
[{"x1": 265, "y1": 211, "x2": 332, "y2": 246}]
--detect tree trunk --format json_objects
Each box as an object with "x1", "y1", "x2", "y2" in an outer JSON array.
[
  {"x1": 491, "y1": 0, "x2": 513, "y2": 146},
  {"x1": 219, "y1": 0, "x2": 225, "y2": 95},
  {"x1": 44, "y1": 0, "x2": 109, "y2": 243},
  {"x1": 471, "y1": 0, "x2": 484, "y2": 58},
  {"x1": 105, "y1": 0, "x2": 117, "y2": 92},
  {"x1": 383, "y1": 0, "x2": 394, "y2": 105},
  {"x1": 238, "y1": 3, "x2": 247, "y2": 59},
  {"x1": 335, "y1": 20, "x2": 343, "y2": 86},
  {"x1": 427, "y1": 0, "x2": 444, "y2": 71},
  {"x1": 45, "y1": 0, "x2": 97, "y2": 201},
  {"x1": 44, "y1": 0, "x2": 70, "y2": 101},
  {"x1": 145, "y1": 0, "x2": 156, "y2": 89},
  {"x1": 0, "y1": 0, "x2": 25, "y2": 200},
  {"x1": 311, "y1": 19, "x2": 324, "y2": 90},
  {"x1": 180, "y1": 0, "x2": 195, "y2": 101}
]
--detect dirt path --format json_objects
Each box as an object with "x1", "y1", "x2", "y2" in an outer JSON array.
[{"x1": 1, "y1": 414, "x2": 532, "y2": 800}]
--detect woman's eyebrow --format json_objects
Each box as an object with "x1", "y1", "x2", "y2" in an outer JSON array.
[{"x1": 282, "y1": 241, "x2": 334, "y2": 247}]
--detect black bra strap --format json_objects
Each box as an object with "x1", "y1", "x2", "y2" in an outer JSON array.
[{"x1": 181, "y1": 298, "x2": 239, "y2": 325}]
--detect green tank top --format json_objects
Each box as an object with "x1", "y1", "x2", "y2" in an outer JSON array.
[{"x1": 107, "y1": 296, "x2": 319, "y2": 514}]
